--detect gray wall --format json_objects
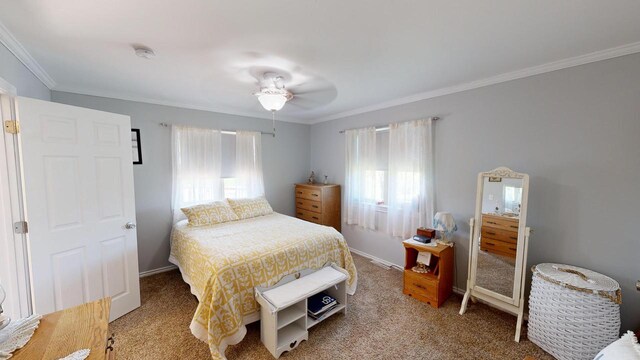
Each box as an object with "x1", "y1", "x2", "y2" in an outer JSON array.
[
  {"x1": 0, "y1": 43, "x2": 50, "y2": 100},
  {"x1": 51, "y1": 91, "x2": 311, "y2": 273},
  {"x1": 309, "y1": 53, "x2": 640, "y2": 330}
]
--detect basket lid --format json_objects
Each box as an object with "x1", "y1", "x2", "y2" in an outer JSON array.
[{"x1": 533, "y1": 263, "x2": 620, "y2": 292}]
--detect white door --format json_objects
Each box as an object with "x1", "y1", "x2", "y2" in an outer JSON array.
[{"x1": 15, "y1": 96, "x2": 140, "y2": 320}]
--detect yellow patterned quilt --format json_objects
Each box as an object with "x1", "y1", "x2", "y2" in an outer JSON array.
[{"x1": 169, "y1": 213, "x2": 358, "y2": 360}]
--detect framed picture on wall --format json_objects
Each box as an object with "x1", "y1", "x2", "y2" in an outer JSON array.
[{"x1": 131, "y1": 129, "x2": 142, "y2": 164}]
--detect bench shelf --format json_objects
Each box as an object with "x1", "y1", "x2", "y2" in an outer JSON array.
[{"x1": 255, "y1": 265, "x2": 348, "y2": 359}]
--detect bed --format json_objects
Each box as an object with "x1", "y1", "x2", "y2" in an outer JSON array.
[{"x1": 169, "y1": 212, "x2": 358, "y2": 360}]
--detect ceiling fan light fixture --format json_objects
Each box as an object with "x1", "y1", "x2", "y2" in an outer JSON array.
[{"x1": 255, "y1": 88, "x2": 293, "y2": 111}]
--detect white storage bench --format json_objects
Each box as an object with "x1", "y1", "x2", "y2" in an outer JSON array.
[{"x1": 255, "y1": 265, "x2": 348, "y2": 358}]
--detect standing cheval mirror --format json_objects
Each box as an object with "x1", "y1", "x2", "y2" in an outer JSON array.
[{"x1": 459, "y1": 167, "x2": 531, "y2": 342}]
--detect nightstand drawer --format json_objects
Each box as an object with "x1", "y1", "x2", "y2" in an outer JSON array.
[
  {"x1": 403, "y1": 270, "x2": 437, "y2": 300},
  {"x1": 295, "y1": 198, "x2": 322, "y2": 213},
  {"x1": 295, "y1": 187, "x2": 322, "y2": 201},
  {"x1": 295, "y1": 208, "x2": 322, "y2": 224}
]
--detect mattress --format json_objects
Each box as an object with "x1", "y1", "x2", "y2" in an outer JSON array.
[{"x1": 169, "y1": 213, "x2": 358, "y2": 360}]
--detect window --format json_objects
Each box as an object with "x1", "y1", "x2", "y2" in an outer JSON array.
[
  {"x1": 503, "y1": 185, "x2": 523, "y2": 213},
  {"x1": 171, "y1": 126, "x2": 222, "y2": 222},
  {"x1": 391, "y1": 171, "x2": 421, "y2": 204},
  {"x1": 223, "y1": 177, "x2": 240, "y2": 199},
  {"x1": 363, "y1": 170, "x2": 386, "y2": 205},
  {"x1": 345, "y1": 119, "x2": 433, "y2": 237}
]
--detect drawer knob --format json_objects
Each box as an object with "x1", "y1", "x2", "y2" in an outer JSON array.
[
  {"x1": 414, "y1": 283, "x2": 426, "y2": 290},
  {"x1": 290, "y1": 340, "x2": 297, "y2": 348}
]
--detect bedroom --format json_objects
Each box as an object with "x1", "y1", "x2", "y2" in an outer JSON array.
[{"x1": 0, "y1": 1, "x2": 639, "y2": 359}]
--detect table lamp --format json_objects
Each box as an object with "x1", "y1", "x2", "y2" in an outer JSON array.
[{"x1": 433, "y1": 212, "x2": 457, "y2": 246}]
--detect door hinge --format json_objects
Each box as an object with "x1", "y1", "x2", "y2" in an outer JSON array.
[
  {"x1": 14, "y1": 221, "x2": 28, "y2": 234},
  {"x1": 4, "y1": 120, "x2": 19, "y2": 134}
]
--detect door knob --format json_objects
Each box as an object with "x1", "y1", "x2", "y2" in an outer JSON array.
[{"x1": 125, "y1": 222, "x2": 136, "y2": 229}]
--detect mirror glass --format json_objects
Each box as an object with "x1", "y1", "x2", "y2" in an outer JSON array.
[{"x1": 475, "y1": 176, "x2": 523, "y2": 298}]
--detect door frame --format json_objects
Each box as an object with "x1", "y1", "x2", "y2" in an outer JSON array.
[{"x1": 0, "y1": 76, "x2": 32, "y2": 318}]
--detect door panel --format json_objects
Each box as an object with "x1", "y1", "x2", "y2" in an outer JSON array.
[
  {"x1": 16, "y1": 96, "x2": 140, "y2": 320},
  {"x1": 51, "y1": 247, "x2": 89, "y2": 309},
  {"x1": 43, "y1": 156, "x2": 83, "y2": 229},
  {"x1": 95, "y1": 157, "x2": 124, "y2": 220},
  {"x1": 100, "y1": 236, "x2": 129, "y2": 300}
]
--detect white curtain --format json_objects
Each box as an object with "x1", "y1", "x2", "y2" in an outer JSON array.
[
  {"x1": 171, "y1": 125, "x2": 222, "y2": 223},
  {"x1": 235, "y1": 131, "x2": 265, "y2": 198},
  {"x1": 387, "y1": 119, "x2": 434, "y2": 238},
  {"x1": 344, "y1": 127, "x2": 378, "y2": 230}
]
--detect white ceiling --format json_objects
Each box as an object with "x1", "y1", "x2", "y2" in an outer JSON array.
[{"x1": 1, "y1": 0, "x2": 640, "y2": 124}]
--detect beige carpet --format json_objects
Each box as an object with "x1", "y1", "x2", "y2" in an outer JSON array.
[
  {"x1": 110, "y1": 254, "x2": 552, "y2": 359},
  {"x1": 476, "y1": 250, "x2": 516, "y2": 297}
]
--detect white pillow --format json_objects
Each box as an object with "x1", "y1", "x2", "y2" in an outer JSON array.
[{"x1": 595, "y1": 331, "x2": 640, "y2": 360}]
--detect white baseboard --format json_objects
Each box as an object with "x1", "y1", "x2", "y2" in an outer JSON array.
[
  {"x1": 348, "y1": 247, "x2": 404, "y2": 271},
  {"x1": 139, "y1": 265, "x2": 177, "y2": 278}
]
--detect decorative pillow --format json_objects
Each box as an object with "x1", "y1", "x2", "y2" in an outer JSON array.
[
  {"x1": 227, "y1": 196, "x2": 274, "y2": 219},
  {"x1": 181, "y1": 201, "x2": 239, "y2": 226},
  {"x1": 594, "y1": 331, "x2": 640, "y2": 360}
]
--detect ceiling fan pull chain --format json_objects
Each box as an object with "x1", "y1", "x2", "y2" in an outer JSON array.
[{"x1": 272, "y1": 110, "x2": 276, "y2": 138}]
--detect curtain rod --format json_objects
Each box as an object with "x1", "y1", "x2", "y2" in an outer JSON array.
[
  {"x1": 338, "y1": 116, "x2": 440, "y2": 134},
  {"x1": 159, "y1": 122, "x2": 275, "y2": 137}
]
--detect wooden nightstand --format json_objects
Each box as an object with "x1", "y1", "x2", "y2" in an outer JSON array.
[{"x1": 402, "y1": 241, "x2": 454, "y2": 308}]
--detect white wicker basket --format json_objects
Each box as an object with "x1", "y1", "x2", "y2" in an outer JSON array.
[{"x1": 528, "y1": 263, "x2": 621, "y2": 360}]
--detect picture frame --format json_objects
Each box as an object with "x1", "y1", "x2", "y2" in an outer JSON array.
[{"x1": 131, "y1": 129, "x2": 142, "y2": 165}]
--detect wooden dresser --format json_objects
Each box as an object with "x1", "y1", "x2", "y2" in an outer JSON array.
[
  {"x1": 402, "y1": 240, "x2": 454, "y2": 308},
  {"x1": 12, "y1": 298, "x2": 114, "y2": 360},
  {"x1": 294, "y1": 183, "x2": 341, "y2": 232},
  {"x1": 480, "y1": 213, "x2": 520, "y2": 258}
]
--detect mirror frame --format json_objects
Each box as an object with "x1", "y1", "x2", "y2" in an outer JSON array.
[{"x1": 459, "y1": 167, "x2": 531, "y2": 342}]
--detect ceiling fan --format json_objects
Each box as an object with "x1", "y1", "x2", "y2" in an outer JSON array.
[
  {"x1": 251, "y1": 70, "x2": 337, "y2": 136},
  {"x1": 254, "y1": 72, "x2": 293, "y2": 112}
]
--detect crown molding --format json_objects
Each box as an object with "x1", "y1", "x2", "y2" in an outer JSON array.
[
  {"x1": 0, "y1": 21, "x2": 56, "y2": 89},
  {"x1": 52, "y1": 86, "x2": 309, "y2": 124},
  {"x1": 4, "y1": 11, "x2": 639, "y2": 125},
  {"x1": 311, "y1": 41, "x2": 640, "y2": 124}
]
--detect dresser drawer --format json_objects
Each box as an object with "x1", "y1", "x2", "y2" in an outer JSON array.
[
  {"x1": 295, "y1": 187, "x2": 322, "y2": 201},
  {"x1": 295, "y1": 198, "x2": 322, "y2": 213},
  {"x1": 295, "y1": 208, "x2": 322, "y2": 224},
  {"x1": 481, "y1": 227, "x2": 518, "y2": 244},
  {"x1": 403, "y1": 270, "x2": 437, "y2": 300},
  {"x1": 480, "y1": 238, "x2": 517, "y2": 257},
  {"x1": 482, "y1": 215, "x2": 519, "y2": 232}
]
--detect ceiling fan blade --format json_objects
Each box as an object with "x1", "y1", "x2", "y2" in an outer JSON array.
[{"x1": 288, "y1": 91, "x2": 337, "y2": 110}]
